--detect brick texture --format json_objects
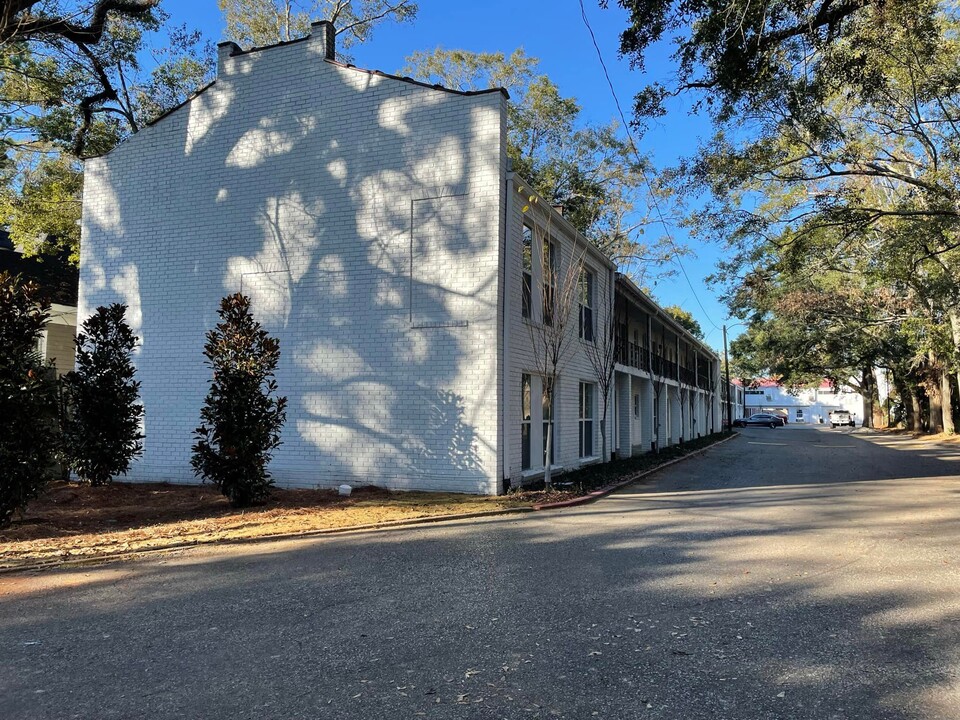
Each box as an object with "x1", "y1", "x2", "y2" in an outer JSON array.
[{"x1": 80, "y1": 36, "x2": 507, "y2": 494}]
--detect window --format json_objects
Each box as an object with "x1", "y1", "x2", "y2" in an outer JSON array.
[
  {"x1": 653, "y1": 399, "x2": 660, "y2": 440},
  {"x1": 579, "y1": 269, "x2": 594, "y2": 341},
  {"x1": 543, "y1": 380, "x2": 555, "y2": 466},
  {"x1": 521, "y1": 374, "x2": 531, "y2": 470},
  {"x1": 796, "y1": 408, "x2": 804, "y2": 418},
  {"x1": 634, "y1": 393, "x2": 640, "y2": 418},
  {"x1": 521, "y1": 225, "x2": 532, "y2": 319},
  {"x1": 542, "y1": 238, "x2": 557, "y2": 326},
  {"x1": 579, "y1": 382, "x2": 595, "y2": 458}
]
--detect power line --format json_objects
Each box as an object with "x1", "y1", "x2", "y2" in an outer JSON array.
[{"x1": 576, "y1": 0, "x2": 721, "y2": 333}]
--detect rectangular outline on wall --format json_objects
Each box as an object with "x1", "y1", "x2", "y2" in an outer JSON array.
[{"x1": 409, "y1": 191, "x2": 470, "y2": 328}]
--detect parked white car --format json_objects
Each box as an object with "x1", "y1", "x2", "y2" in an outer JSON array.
[{"x1": 829, "y1": 410, "x2": 855, "y2": 428}]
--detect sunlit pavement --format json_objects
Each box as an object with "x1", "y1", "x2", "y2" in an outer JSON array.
[{"x1": 3, "y1": 426, "x2": 959, "y2": 719}]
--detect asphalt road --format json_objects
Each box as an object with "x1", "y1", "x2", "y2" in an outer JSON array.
[{"x1": 3, "y1": 426, "x2": 960, "y2": 719}]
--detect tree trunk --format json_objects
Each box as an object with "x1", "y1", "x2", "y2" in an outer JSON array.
[
  {"x1": 893, "y1": 373, "x2": 909, "y2": 429},
  {"x1": 599, "y1": 401, "x2": 608, "y2": 463},
  {"x1": 928, "y1": 353, "x2": 944, "y2": 434},
  {"x1": 544, "y1": 421, "x2": 553, "y2": 489},
  {"x1": 652, "y1": 389, "x2": 660, "y2": 454},
  {"x1": 910, "y1": 383, "x2": 924, "y2": 433},
  {"x1": 942, "y1": 371, "x2": 956, "y2": 435},
  {"x1": 860, "y1": 367, "x2": 876, "y2": 428},
  {"x1": 679, "y1": 390, "x2": 685, "y2": 445},
  {"x1": 949, "y1": 308, "x2": 960, "y2": 428}
]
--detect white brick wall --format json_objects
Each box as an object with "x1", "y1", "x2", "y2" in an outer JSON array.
[{"x1": 80, "y1": 35, "x2": 507, "y2": 494}]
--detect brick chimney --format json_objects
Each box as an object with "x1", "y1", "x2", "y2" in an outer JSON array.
[
  {"x1": 309, "y1": 20, "x2": 336, "y2": 60},
  {"x1": 216, "y1": 41, "x2": 241, "y2": 75}
]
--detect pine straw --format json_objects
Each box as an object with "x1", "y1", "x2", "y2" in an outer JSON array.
[{"x1": 0, "y1": 481, "x2": 574, "y2": 570}]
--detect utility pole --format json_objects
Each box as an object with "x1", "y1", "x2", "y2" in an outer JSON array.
[{"x1": 723, "y1": 324, "x2": 732, "y2": 430}]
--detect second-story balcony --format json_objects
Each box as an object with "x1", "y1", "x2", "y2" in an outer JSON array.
[
  {"x1": 652, "y1": 355, "x2": 678, "y2": 380},
  {"x1": 616, "y1": 340, "x2": 650, "y2": 372}
]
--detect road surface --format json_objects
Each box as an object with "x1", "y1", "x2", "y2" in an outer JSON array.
[{"x1": 3, "y1": 426, "x2": 960, "y2": 719}]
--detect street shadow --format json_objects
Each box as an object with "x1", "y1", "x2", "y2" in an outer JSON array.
[{"x1": 4, "y1": 466, "x2": 960, "y2": 720}]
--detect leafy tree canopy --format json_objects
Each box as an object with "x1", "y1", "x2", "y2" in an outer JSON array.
[
  {"x1": 663, "y1": 304, "x2": 703, "y2": 339},
  {"x1": 609, "y1": 0, "x2": 939, "y2": 122},
  {"x1": 402, "y1": 47, "x2": 685, "y2": 284},
  {"x1": 1, "y1": 2, "x2": 215, "y2": 262},
  {"x1": 218, "y1": 0, "x2": 417, "y2": 58},
  {"x1": 613, "y1": 0, "x2": 960, "y2": 429}
]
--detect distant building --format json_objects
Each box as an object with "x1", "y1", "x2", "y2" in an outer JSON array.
[
  {"x1": 0, "y1": 230, "x2": 77, "y2": 376},
  {"x1": 743, "y1": 379, "x2": 864, "y2": 425},
  {"x1": 721, "y1": 379, "x2": 745, "y2": 426}
]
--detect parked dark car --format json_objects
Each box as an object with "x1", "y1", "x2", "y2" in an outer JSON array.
[{"x1": 733, "y1": 413, "x2": 784, "y2": 428}]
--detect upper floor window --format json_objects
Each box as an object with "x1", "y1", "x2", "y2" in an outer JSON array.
[
  {"x1": 542, "y1": 238, "x2": 558, "y2": 326},
  {"x1": 521, "y1": 224, "x2": 532, "y2": 319},
  {"x1": 579, "y1": 269, "x2": 594, "y2": 341}
]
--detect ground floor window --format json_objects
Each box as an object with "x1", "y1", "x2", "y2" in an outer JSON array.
[
  {"x1": 543, "y1": 381, "x2": 555, "y2": 467},
  {"x1": 580, "y1": 382, "x2": 595, "y2": 458},
  {"x1": 634, "y1": 393, "x2": 640, "y2": 418},
  {"x1": 521, "y1": 374, "x2": 531, "y2": 470},
  {"x1": 653, "y1": 396, "x2": 660, "y2": 440}
]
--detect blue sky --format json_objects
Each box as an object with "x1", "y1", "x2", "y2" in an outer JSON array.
[{"x1": 161, "y1": 0, "x2": 735, "y2": 349}]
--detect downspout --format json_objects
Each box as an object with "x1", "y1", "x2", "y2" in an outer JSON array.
[
  {"x1": 500, "y1": 170, "x2": 513, "y2": 493},
  {"x1": 608, "y1": 266, "x2": 616, "y2": 461}
]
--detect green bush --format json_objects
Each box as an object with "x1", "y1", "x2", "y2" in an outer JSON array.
[
  {"x1": 0, "y1": 272, "x2": 60, "y2": 525},
  {"x1": 192, "y1": 293, "x2": 287, "y2": 507},
  {"x1": 63, "y1": 304, "x2": 143, "y2": 485}
]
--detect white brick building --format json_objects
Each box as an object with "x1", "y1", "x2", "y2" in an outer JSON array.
[{"x1": 79, "y1": 22, "x2": 720, "y2": 495}]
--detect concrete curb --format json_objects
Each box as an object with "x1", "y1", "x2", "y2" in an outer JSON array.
[
  {"x1": 532, "y1": 432, "x2": 740, "y2": 510},
  {"x1": 0, "y1": 433, "x2": 740, "y2": 576}
]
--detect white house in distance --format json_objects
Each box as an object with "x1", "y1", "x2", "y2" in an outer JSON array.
[
  {"x1": 1, "y1": 229, "x2": 78, "y2": 376},
  {"x1": 743, "y1": 379, "x2": 865, "y2": 425},
  {"x1": 79, "y1": 22, "x2": 720, "y2": 495}
]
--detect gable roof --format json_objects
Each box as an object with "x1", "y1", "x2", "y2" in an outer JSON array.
[{"x1": 89, "y1": 30, "x2": 508, "y2": 161}]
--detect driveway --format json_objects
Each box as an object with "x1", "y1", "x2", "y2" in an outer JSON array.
[{"x1": 2, "y1": 427, "x2": 960, "y2": 719}]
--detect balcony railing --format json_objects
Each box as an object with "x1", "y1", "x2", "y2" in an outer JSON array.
[
  {"x1": 652, "y1": 356, "x2": 678, "y2": 379},
  {"x1": 616, "y1": 340, "x2": 650, "y2": 372},
  {"x1": 617, "y1": 343, "x2": 714, "y2": 391}
]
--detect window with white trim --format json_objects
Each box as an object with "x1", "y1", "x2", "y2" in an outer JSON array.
[
  {"x1": 542, "y1": 237, "x2": 557, "y2": 326},
  {"x1": 521, "y1": 374, "x2": 531, "y2": 470},
  {"x1": 521, "y1": 224, "x2": 532, "y2": 319},
  {"x1": 579, "y1": 382, "x2": 595, "y2": 458},
  {"x1": 579, "y1": 268, "x2": 594, "y2": 341}
]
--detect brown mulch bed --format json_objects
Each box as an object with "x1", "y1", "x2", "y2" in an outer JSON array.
[{"x1": 0, "y1": 481, "x2": 574, "y2": 571}]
